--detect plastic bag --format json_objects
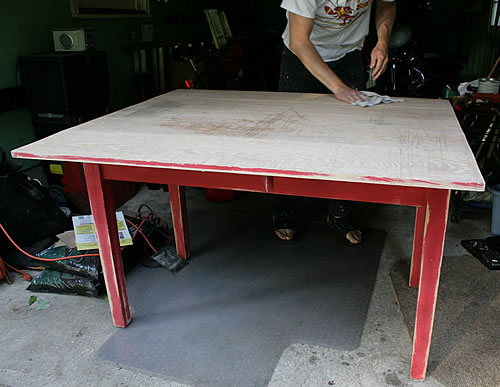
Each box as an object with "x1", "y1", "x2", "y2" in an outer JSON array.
[
  {"x1": 34, "y1": 246, "x2": 101, "y2": 282},
  {"x1": 26, "y1": 269, "x2": 100, "y2": 296}
]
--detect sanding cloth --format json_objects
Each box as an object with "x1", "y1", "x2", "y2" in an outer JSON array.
[{"x1": 353, "y1": 91, "x2": 404, "y2": 107}]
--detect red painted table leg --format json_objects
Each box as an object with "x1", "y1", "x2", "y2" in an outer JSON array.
[
  {"x1": 83, "y1": 163, "x2": 131, "y2": 328},
  {"x1": 84, "y1": 163, "x2": 452, "y2": 379},
  {"x1": 409, "y1": 206, "x2": 426, "y2": 288},
  {"x1": 168, "y1": 184, "x2": 190, "y2": 259},
  {"x1": 410, "y1": 189, "x2": 450, "y2": 380}
]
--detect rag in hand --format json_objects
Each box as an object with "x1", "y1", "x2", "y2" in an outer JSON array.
[{"x1": 353, "y1": 91, "x2": 404, "y2": 107}]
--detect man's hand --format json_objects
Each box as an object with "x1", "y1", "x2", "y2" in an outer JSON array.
[
  {"x1": 287, "y1": 12, "x2": 372, "y2": 105},
  {"x1": 333, "y1": 83, "x2": 368, "y2": 104},
  {"x1": 370, "y1": 42, "x2": 389, "y2": 81},
  {"x1": 371, "y1": 0, "x2": 396, "y2": 81}
]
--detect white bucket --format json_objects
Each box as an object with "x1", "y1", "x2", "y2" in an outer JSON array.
[
  {"x1": 478, "y1": 78, "x2": 500, "y2": 94},
  {"x1": 491, "y1": 184, "x2": 500, "y2": 235}
]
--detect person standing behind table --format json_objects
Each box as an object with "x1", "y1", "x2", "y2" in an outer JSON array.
[{"x1": 273, "y1": 0, "x2": 396, "y2": 244}]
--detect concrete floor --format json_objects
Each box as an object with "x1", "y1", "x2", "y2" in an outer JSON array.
[{"x1": 0, "y1": 181, "x2": 491, "y2": 387}]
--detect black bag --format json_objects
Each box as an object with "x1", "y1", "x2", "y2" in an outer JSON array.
[
  {"x1": 0, "y1": 146, "x2": 21, "y2": 175},
  {"x1": 27, "y1": 269, "x2": 100, "y2": 297},
  {"x1": 0, "y1": 172, "x2": 71, "y2": 251},
  {"x1": 34, "y1": 246, "x2": 102, "y2": 282}
]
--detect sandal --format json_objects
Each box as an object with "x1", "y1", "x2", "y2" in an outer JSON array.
[
  {"x1": 327, "y1": 214, "x2": 362, "y2": 246},
  {"x1": 273, "y1": 210, "x2": 296, "y2": 241}
]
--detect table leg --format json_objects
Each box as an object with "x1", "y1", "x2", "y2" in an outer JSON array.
[
  {"x1": 410, "y1": 189, "x2": 450, "y2": 380},
  {"x1": 168, "y1": 184, "x2": 190, "y2": 259},
  {"x1": 409, "y1": 206, "x2": 426, "y2": 288},
  {"x1": 83, "y1": 163, "x2": 131, "y2": 328}
]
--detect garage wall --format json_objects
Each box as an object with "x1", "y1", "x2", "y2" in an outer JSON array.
[
  {"x1": 1, "y1": 0, "x2": 285, "y2": 169},
  {"x1": 0, "y1": 0, "x2": 140, "y2": 167},
  {"x1": 5, "y1": 0, "x2": 490, "y2": 169}
]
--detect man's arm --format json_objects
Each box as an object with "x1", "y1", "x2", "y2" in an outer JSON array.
[
  {"x1": 370, "y1": 0, "x2": 397, "y2": 80},
  {"x1": 288, "y1": 12, "x2": 367, "y2": 104}
]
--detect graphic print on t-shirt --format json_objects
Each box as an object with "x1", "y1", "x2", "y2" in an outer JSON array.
[{"x1": 318, "y1": 0, "x2": 373, "y2": 29}]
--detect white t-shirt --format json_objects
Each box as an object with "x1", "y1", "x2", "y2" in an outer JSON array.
[{"x1": 281, "y1": 0, "x2": 395, "y2": 62}]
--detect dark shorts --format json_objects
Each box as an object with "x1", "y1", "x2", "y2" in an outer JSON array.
[{"x1": 278, "y1": 46, "x2": 364, "y2": 93}]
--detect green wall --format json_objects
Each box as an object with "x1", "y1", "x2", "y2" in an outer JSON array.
[
  {"x1": 0, "y1": 0, "x2": 146, "y2": 167},
  {"x1": 0, "y1": 0, "x2": 146, "y2": 117},
  {"x1": 0, "y1": 1, "x2": 188, "y2": 164},
  {"x1": 1, "y1": 1, "x2": 59, "y2": 168},
  {"x1": 0, "y1": 0, "x2": 284, "y2": 169},
  {"x1": 1, "y1": 0, "x2": 284, "y2": 103}
]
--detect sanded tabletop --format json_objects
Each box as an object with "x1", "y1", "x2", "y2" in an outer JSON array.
[{"x1": 12, "y1": 89, "x2": 484, "y2": 191}]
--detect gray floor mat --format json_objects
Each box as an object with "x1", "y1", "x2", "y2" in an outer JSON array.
[{"x1": 98, "y1": 194, "x2": 386, "y2": 387}]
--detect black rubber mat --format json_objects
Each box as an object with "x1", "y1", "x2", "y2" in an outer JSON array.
[{"x1": 98, "y1": 194, "x2": 385, "y2": 387}]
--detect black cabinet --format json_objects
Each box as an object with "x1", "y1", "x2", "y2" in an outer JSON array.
[
  {"x1": 19, "y1": 51, "x2": 110, "y2": 186},
  {"x1": 19, "y1": 51, "x2": 109, "y2": 119}
]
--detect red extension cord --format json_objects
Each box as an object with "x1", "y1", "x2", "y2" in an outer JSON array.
[{"x1": 0, "y1": 216, "x2": 159, "y2": 281}]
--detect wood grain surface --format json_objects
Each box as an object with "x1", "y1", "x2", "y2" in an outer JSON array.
[{"x1": 12, "y1": 89, "x2": 484, "y2": 191}]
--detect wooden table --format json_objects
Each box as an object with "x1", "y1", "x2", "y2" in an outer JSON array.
[{"x1": 12, "y1": 89, "x2": 484, "y2": 380}]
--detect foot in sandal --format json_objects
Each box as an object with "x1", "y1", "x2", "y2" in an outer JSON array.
[
  {"x1": 273, "y1": 210, "x2": 296, "y2": 241},
  {"x1": 327, "y1": 214, "x2": 362, "y2": 246}
]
